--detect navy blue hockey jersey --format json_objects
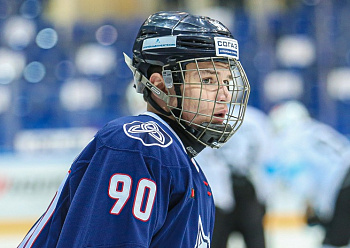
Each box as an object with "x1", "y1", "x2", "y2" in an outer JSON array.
[{"x1": 18, "y1": 112, "x2": 215, "y2": 248}]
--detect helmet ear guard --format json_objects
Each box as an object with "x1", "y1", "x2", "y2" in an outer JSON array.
[
  {"x1": 124, "y1": 53, "x2": 168, "y2": 102},
  {"x1": 124, "y1": 53, "x2": 173, "y2": 117},
  {"x1": 162, "y1": 70, "x2": 174, "y2": 89},
  {"x1": 126, "y1": 11, "x2": 250, "y2": 148}
]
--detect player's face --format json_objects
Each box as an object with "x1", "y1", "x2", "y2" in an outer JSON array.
[{"x1": 181, "y1": 61, "x2": 232, "y2": 125}]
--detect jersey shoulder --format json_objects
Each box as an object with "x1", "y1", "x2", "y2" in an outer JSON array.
[
  {"x1": 95, "y1": 114, "x2": 189, "y2": 167},
  {"x1": 96, "y1": 115, "x2": 172, "y2": 148}
]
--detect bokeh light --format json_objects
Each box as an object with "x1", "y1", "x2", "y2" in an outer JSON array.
[
  {"x1": 0, "y1": 63, "x2": 15, "y2": 85},
  {"x1": 55, "y1": 60, "x2": 76, "y2": 81},
  {"x1": 327, "y1": 68, "x2": 350, "y2": 100},
  {"x1": 23, "y1": 61, "x2": 46, "y2": 83},
  {"x1": 264, "y1": 71, "x2": 304, "y2": 102},
  {"x1": 75, "y1": 43, "x2": 116, "y2": 76},
  {"x1": 3, "y1": 16, "x2": 36, "y2": 50},
  {"x1": 95, "y1": 25, "x2": 118, "y2": 46},
  {"x1": 276, "y1": 35, "x2": 316, "y2": 68},
  {"x1": 20, "y1": 0, "x2": 42, "y2": 19},
  {"x1": 36, "y1": 28, "x2": 58, "y2": 49},
  {"x1": 0, "y1": 48, "x2": 26, "y2": 84},
  {"x1": 60, "y1": 78, "x2": 102, "y2": 111}
]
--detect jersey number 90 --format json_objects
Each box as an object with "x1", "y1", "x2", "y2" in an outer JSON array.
[{"x1": 108, "y1": 173, "x2": 157, "y2": 222}]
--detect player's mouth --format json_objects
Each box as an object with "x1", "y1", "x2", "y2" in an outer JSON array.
[
  {"x1": 214, "y1": 112, "x2": 225, "y2": 118},
  {"x1": 212, "y1": 110, "x2": 228, "y2": 123}
]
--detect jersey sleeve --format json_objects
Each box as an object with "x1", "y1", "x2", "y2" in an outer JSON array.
[{"x1": 59, "y1": 146, "x2": 173, "y2": 248}]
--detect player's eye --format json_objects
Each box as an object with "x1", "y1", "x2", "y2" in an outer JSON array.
[{"x1": 202, "y1": 78, "x2": 214, "y2": 84}]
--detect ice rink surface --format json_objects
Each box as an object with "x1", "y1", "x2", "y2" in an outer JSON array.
[{"x1": 0, "y1": 225, "x2": 325, "y2": 248}]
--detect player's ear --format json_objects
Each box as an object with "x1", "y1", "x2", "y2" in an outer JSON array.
[{"x1": 150, "y1": 73, "x2": 167, "y2": 93}]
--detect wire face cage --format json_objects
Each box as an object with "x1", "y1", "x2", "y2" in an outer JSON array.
[{"x1": 163, "y1": 56, "x2": 250, "y2": 148}]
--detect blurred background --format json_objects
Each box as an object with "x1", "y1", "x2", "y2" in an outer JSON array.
[{"x1": 1, "y1": 0, "x2": 350, "y2": 247}]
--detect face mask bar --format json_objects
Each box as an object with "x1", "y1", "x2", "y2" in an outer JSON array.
[{"x1": 163, "y1": 57, "x2": 250, "y2": 148}]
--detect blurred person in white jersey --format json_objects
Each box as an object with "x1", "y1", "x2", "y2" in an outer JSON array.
[
  {"x1": 269, "y1": 100, "x2": 350, "y2": 248},
  {"x1": 196, "y1": 105, "x2": 273, "y2": 248}
]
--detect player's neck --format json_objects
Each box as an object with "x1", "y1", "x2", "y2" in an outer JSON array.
[{"x1": 157, "y1": 115, "x2": 206, "y2": 158}]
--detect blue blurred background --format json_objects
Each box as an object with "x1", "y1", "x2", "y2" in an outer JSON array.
[
  {"x1": 0, "y1": 0, "x2": 349, "y2": 152},
  {"x1": 2, "y1": 1, "x2": 350, "y2": 247}
]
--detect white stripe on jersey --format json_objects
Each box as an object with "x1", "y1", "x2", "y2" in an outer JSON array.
[
  {"x1": 191, "y1": 158, "x2": 200, "y2": 173},
  {"x1": 18, "y1": 171, "x2": 70, "y2": 248}
]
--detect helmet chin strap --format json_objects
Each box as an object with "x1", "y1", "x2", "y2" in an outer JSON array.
[
  {"x1": 180, "y1": 121, "x2": 233, "y2": 148},
  {"x1": 194, "y1": 123, "x2": 233, "y2": 148},
  {"x1": 158, "y1": 115, "x2": 206, "y2": 158},
  {"x1": 143, "y1": 89, "x2": 172, "y2": 116}
]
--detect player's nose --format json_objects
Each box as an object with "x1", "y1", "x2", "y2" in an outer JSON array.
[{"x1": 217, "y1": 82, "x2": 231, "y2": 102}]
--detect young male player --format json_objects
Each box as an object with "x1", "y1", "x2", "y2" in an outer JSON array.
[{"x1": 19, "y1": 11, "x2": 250, "y2": 248}]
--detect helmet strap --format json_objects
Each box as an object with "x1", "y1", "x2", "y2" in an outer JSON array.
[
  {"x1": 158, "y1": 115, "x2": 206, "y2": 158},
  {"x1": 144, "y1": 89, "x2": 172, "y2": 116},
  {"x1": 124, "y1": 53, "x2": 172, "y2": 116},
  {"x1": 194, "y1": 123, "x2": 233, "y2": 148},
  {"x1": 170, "y1": 82, "x2": 183, "y2": 118}
]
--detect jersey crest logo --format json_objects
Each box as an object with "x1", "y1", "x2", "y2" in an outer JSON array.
[
  {"x1": 194, "y1": 215, "x2": 211, "y2": 248},
  {"x1": 123, "y1": 121, "x2": 173, "y2": 147}
]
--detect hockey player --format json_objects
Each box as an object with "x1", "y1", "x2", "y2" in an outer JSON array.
[
  {"x1": 269, "y1": 101, "x2": 350, "y2": 248},
  {"x1": 18, "y1": 11, "x2": 250, "y2": 248}
]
